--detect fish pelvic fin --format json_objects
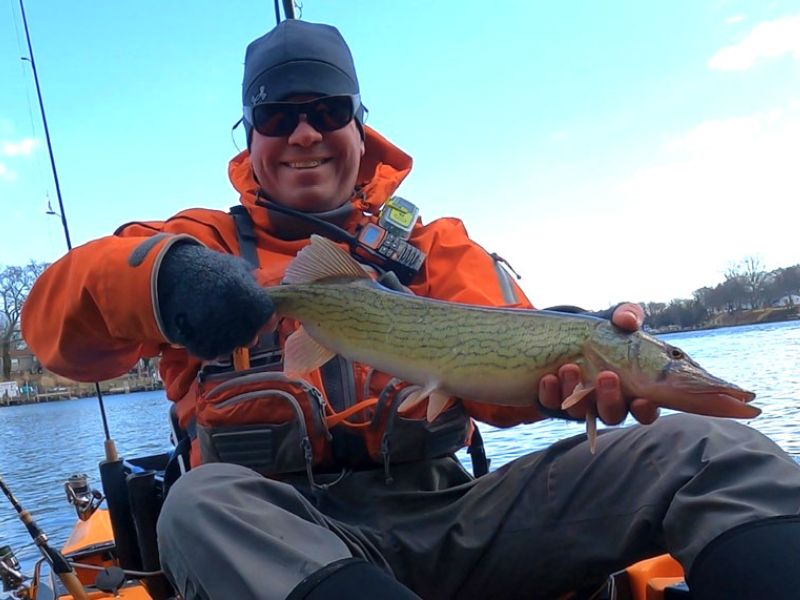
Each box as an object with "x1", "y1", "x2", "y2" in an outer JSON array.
[
  {"x1": 586, "y1": 403, "x2": 598, "y2": 455},
  {"x1": 283, "y1": 326, "x2": 336, "y2": 375},
  {"x1": 561, "y1": 382, "x2": 595, "y2": 411},
  {"x1": 283, "y1": 234, "x2": 370, "y2": 284}
]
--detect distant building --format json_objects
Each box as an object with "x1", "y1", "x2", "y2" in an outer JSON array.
[
  {"x1": 1, "y1": 380, "x2": 19, "y2": 399},
  {"x1": 772, "y1": 294, "x2": 800, "y2": 307},
  {"x1": 8, "y1": 333, "x2": 39, "y2": 374}
]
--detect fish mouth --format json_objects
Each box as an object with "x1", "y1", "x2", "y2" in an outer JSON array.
[{"x1": 670, "y1": 386, "x2": 760, "y2": 418}]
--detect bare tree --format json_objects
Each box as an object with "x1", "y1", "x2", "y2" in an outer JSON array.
[
  {"x1": 1, "y1": 261, "x2": 47, "y2": 380},
  {"x1": 739, "y1": 255, "x2": 769, "y2": 309}
]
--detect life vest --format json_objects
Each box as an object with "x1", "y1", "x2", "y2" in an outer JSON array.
[{"x1": 188, "y1": 205, "x2": 480, "y2": 487}]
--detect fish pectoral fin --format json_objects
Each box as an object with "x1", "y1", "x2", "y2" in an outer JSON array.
[
  {"x1": 561, "y1": 382, "x2": 595, "y2": 410},
  {"x1": 426, "y1": 391, "x2": 451, "y2": 423},
  {"x1": 283, "y1": 327, "x2": 336, "y2": 375},
  {"x1": 282, "y1": 234, "x2": 370, "y2": 284}
]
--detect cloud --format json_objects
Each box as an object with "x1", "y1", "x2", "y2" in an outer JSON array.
[
  {"x1": 1, "y1": 138, "x2": 38, "y2": 157},
  {"x1": 709, "y1": 15, "x2": 800, "y2": 70},
  {"x1": 620, "y1": 105, "x2": 799, "y2": 207},
  {"x1": 616, "y1": 104, "x2": 799, "y2": 276},
  {"x1": 725, "y1": 15, "x2": 745, "y2": 25},
  {"x1": 467, "y1": 103, "x2": 800, "y2": 309},
  {"x1": 0, "y1": 162, "x2": 17, "y2": 181}
]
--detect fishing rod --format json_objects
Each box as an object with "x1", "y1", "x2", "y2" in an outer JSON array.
[
  {"x1": 0, "y1": 477, "x2": 89, "y2": 600},
  {"x1": 276, "y1": 0, "x2": 297, "y2": 21},
  {"x1": 18, "y1": 0, "x2": 118, "y2": 463}
]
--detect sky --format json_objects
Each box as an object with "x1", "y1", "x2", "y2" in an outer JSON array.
[{"x1": 1, "y1": 0, "x2": 799, "y2": 310}]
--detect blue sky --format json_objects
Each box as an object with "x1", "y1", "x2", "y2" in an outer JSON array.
[{"x1": 1, "y1": 0, "x2": 799, "y2": 310}]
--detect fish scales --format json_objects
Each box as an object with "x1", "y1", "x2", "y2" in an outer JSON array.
[{"x1": 269, "y1": 281, "x2": 594, "y2": 397}]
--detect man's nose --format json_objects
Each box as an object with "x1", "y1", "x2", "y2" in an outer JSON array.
[{"x1": 287, "y1": 115, "x2": 322, "y2": 146}]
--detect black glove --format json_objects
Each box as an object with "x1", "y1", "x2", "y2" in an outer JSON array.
[{"x1": 157, "y1": 243, "x2": 274, "y2": 360}]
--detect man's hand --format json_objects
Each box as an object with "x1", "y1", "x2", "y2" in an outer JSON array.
[
  {"x1": 537, "y1": 302, "x2": 660, "y2": 425},
  {"x1": 157, "y1": 243, "x2": 275, "y2": 360}
]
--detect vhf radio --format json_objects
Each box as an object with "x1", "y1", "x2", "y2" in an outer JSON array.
[
  {"x1": 254, "y1": 193, "x2": 426, "y2": 285},
  {"x1": 356, "y1": 196, "x2": 426, "y2": 284}
]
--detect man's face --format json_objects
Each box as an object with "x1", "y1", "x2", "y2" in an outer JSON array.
[{"x1": 249, "y1": 95, "x2": 365, "y2": 212}]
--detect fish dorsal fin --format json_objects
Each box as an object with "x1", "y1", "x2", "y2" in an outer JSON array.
[
  {"x1": 283, "y1": 234, "x2": 370, "y2": 284},
  {"x1": 283, "y1": 326, "x2": 337, "y2": 375}
]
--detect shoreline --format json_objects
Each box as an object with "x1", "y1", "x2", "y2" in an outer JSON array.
[
  {"x1": 0, "y1": 374, "x2": 163, "y2": 407},
  {"x1": 649, "y1": 307, "x2": 799, "y2": 335}
]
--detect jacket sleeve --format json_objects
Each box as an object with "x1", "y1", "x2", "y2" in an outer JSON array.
[
  {"x1": 409, "y1": 217, "x2": 547, "y2": 428},
  {"x1": 21, "y1": 216, "x2": 228, "y2": 382}
]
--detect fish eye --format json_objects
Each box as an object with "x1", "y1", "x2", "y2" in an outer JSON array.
[{"x1": 669, "y1": 347, "x2": 685, "y2": 360}]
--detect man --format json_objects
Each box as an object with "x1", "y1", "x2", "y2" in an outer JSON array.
[{"x1": 22, "y1": 19, "x2": 800, "y2": 600}]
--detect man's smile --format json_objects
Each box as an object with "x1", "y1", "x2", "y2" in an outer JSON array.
[{"x1": 284, "y1": 158, "x2": 331, "y2": 169}]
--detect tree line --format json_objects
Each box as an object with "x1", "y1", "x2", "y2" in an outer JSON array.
[{"x1": 643, "y1": 258, "x2": 800, "y2": 330}]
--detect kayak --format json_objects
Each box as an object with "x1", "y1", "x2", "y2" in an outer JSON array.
[{"x1": 30, "y1": 508, "x2": 154, "y2": 599}]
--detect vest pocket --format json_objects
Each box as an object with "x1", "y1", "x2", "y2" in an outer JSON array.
[{"x1": 196, "y1": 373, "x2": 330, "y2": 478}]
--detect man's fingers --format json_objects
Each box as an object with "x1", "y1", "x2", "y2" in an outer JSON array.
[
  {"x1": 612, "y1": 302, "x2": 645, "y2": 332},
  {"x1": 558, "y1": 364, "x2": 581, "y2": 401},
  {"x1": 594, "y1": 372, "x2": 626, "y2": 425},
  {"x1": 539, "y1": 367, "x2": 585, "y2": 418},
  {"x1": 557, "y1": 364, "x2": 587, "y2": 419},
  {"x1": 538, "y1": 374, "x2": 562, "y2": 410},
  {"x1": 630, "y1": 398, "x2": 661, "y2": 424}
]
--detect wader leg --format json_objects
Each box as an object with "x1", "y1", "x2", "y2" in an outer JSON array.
[
  {"x1": 156, "y1": 463, "x2": 389, "y2": 600},
  {"x1": 286, "y1": 558, "x2": 421, "y2": 599},
  {"x1": 451, "y1": 414, "x2": 800, "y2": 599},
  {"x1": 687, "y1": 514, "x2": 800, "y2": 599}
]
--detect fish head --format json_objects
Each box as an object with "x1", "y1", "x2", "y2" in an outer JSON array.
[{"x1": 587, "y1": 323, "x2": 760, "y2": 419}]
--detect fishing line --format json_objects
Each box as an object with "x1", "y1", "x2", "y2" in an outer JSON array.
[{"x1": 7, "y1": 0, "x2": 50, "y2": 206}]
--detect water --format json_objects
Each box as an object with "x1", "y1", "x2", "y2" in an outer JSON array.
[{"x1": 1, "y1": 321, "x2": 798, "y2": 573}]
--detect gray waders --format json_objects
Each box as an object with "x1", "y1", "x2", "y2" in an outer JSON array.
[{"x1": 157, "y1": 414, "x2": 800, "y2": 599}]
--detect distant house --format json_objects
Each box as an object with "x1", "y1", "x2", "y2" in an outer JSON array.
[
  {"x1": 8, "y1": 335, "x2": 39, "y2": 375},
  {"x1": 772, "y1": 294, "x2": 800, "y2": 307}
]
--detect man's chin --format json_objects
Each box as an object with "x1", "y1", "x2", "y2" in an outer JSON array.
[{"x1": 276, "y1": 190, "x2": 345, "y2": 213}]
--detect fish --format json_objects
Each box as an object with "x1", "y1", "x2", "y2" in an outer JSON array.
[{"x1": 267, "y1": 235, "x2": 759, "y2": 452}]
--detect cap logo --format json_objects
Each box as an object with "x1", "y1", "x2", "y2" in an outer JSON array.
[{"x1": 251, "y1": 85, "x2": 268, "y2": 105}]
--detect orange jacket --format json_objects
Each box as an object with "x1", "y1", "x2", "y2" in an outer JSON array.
[{"x1": 22, "y1": 126, "x2": 546, "y2": 467}]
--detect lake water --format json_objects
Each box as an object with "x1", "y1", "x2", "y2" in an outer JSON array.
[{"x1": 1, "y1": 320, "x2": 798, "y2": 573}]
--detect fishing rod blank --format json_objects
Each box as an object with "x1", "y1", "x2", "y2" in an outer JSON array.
[{"x1": 0, "y1": 476, "x2": 89, "y2": 600}]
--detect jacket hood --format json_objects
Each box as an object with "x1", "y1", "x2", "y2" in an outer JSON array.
[{"x1": 228, "y1": 125, "x2": 413, "y2": 231}]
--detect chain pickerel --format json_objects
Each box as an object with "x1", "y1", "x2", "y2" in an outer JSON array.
[{"x1": 267, "y1": 235, "x2": 759, "y2": 452}]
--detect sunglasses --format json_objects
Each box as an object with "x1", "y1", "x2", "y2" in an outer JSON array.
[{"x1": 244, "y1": 94, "x2": 360, "y2": 137}]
